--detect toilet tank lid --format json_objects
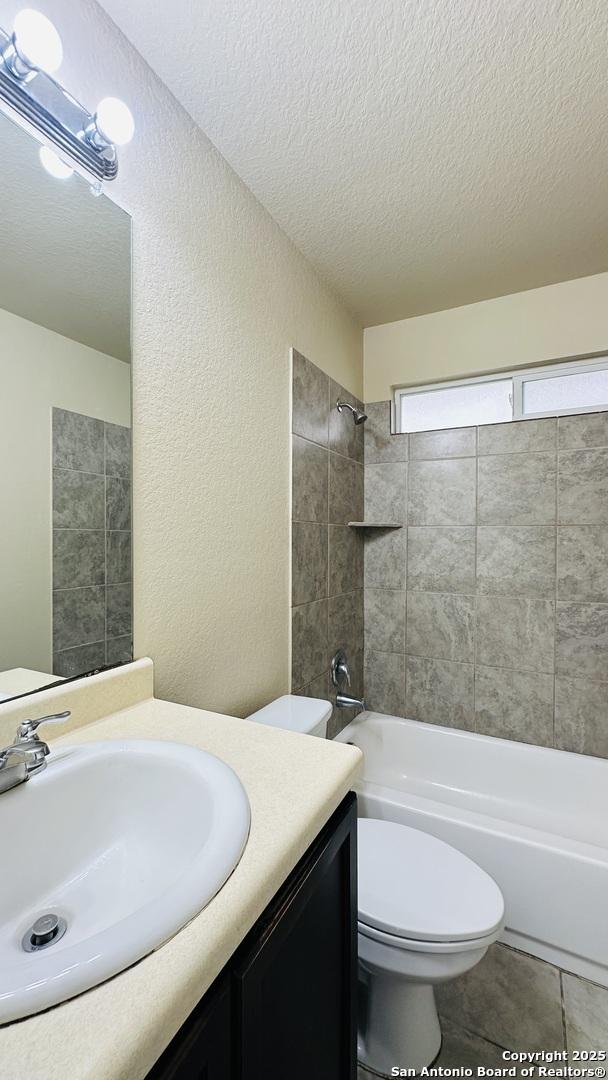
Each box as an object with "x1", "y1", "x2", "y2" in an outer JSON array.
[{"x1": 248, "y1": 694, "x2": 332, "y2": 734}]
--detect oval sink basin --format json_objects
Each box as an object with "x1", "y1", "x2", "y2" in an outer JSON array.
[{"x1": 0, "y1": 739, "x2": 250, "y2": 1023}]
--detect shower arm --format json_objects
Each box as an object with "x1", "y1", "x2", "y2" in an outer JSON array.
[{"x1": 336, "y1": 399, "x2": 368, "y2": 425}]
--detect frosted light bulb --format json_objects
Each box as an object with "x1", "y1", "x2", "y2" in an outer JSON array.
[
  {"x1": 13, "y1": 9, "x2": 63, "y2": 74},
  {"x1": 39, "y1": 146, "x2": 73, "y2": 179},
  {"x1": 95, "y1": 97, "x2": 134, "y2": 146}
]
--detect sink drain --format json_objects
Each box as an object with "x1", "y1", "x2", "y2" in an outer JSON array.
[{"x1": 22, "y1": 913, "x2": 67, "y2": 952}]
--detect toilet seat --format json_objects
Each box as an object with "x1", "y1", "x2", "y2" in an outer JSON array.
[
  {"x1": 358, "y1": 818, "x2": 504, "y2": 945},
  {"x1": 358, "y1": 918, "x2": 501, "y2": 955}
]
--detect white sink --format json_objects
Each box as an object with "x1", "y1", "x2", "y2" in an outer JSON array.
[{"x1": 0, "y1": 739, "x2": 250, "y2": 1023}]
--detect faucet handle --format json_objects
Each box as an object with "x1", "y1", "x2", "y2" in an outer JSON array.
[
  {"x1": 15, "y1": 710, "x2": 71, "y2": 742},
  {"x1": 338, "y1": 662, "x2": 351, "y2": 687},
  {"x1": 331, "y1": 648, "x2": 351, "y2": 689}
]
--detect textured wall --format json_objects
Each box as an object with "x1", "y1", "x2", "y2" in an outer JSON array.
[
  {"x1": 0, "y1": 0, "x2": 362, "y2": 714},
  {"x1": 291, "y1": 351, "x2": 364, "y2": 737},
  {"x1": 364, "y1": 273, "x2": 608, "y2": 402},
  {"x1": 362, "y1": 405, "x2": 608, "y2": 758}
]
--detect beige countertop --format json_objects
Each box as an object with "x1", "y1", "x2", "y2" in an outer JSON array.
[{"x1": 0, "y1": 662, "x2": 361, "y2": 1080}]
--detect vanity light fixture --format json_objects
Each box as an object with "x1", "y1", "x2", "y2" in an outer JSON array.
[
  {"x1": 9, "y1": 10, "x2": 63, "y2": 78},
  {"x1": 90, "y1": 97, "x2": 135, "y2": 148},
  {"x1": 0, "y1": 9, "x2": 134, "y2": 189}
]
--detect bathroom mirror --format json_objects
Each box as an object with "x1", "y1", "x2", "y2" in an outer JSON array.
[{"x1": 0, "y1": 110, "x2": 132, "y2": 703}]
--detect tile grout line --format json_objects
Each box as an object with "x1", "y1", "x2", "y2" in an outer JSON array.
[
  {"x1": 363, "y1": 647, "x2": 579, "y2": 679},
  {"x1": 361, "y1": 585, "x2": 608, "y2": 608},
  {"x1": 56, "y1": 640, "x2": 105, "y2": 654},
  {"x1": 56, "y1": 630, "x2": 130, "y2": 658},
  {"x1": 559, "y1": 970, "x2": 568, "y2": 1052},
  {"x1": 54, "y1": 466, "x2": 127, "y2": 480},
  {"x1": 53, "y1": 582, "x2": 127, "y2": 594},
  {"x1": 293, "y1": 428, "x2": 365, "y2": 467}
]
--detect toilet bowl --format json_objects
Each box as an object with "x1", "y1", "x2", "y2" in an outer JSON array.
[{"x1": 357, "y1": 818, "x2": 505, "y2": 1076}]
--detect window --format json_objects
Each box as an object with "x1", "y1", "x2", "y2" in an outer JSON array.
[{"x1": 395, "y1": 356, "x2": 608, "y2": 433}]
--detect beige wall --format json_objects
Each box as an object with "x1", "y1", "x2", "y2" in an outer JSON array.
[
  {"x1": 364, "y1": 273, "x2": 608, "y2": 402},
  {"x1": 0, "y1": 0, "x2": 362, "y2": 715},
  {"x1": 0, "y1": 306, "x2": 130, "y2": 673}
]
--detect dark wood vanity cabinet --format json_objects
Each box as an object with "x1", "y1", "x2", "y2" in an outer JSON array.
[
  {"x1": 147, "y1": 793, "x2": 357, "y2": 1080},
  {"x1": 146, "y1": 973, "x2": 233, "y2": 1079}
]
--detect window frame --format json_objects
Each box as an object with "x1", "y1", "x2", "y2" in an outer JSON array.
[{"x1": 394, "y1": 354, "x2": 608, "y2": 433}]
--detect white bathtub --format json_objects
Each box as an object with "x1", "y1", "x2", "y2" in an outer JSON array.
[{"x1": 336, "y1": 712, "x2": 608, "y2": 987}]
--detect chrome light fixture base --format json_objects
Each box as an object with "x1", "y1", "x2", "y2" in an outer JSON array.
[{"x1": 0, "y1": 24, "x2": 119, "y2": 185}]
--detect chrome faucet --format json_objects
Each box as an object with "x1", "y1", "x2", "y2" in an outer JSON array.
[
  {"x1": 330, "y1": 649, "x2": 366, "y2": 713},
  {"x1": 335, "y1": 690, "x2": 367, "y2": 711},
  {"x1": 0, "y1": 711, "x2": 70, "y2": 795}
]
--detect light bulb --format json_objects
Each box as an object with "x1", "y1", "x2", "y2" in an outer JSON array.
[
  {"x1": 95, "y1": 97, "x2": 134, "y2": 146},
  {"x1": 13, "y1": 9, "x2": 63, "y2": 74},
  {"x1": 39, "y1": 146, "x2": 73, "y2": 179}
]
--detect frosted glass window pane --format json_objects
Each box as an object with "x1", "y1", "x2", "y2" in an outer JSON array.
[
  {"x1": 400, "y1": 380, "x2": 512, "y2": 433},
  {"x1": 523, "y1": 369, "x2": 608, "y2": 414}
]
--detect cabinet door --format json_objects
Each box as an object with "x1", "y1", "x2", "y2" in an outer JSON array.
[
  {"x1": 146, "y1": 973, "x2": 232, "y2": 1080},
  {"x1": 233, "y1": 793, "x2": 357, "y2": 1080}
]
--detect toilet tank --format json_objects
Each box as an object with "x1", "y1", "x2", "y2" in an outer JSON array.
[{"x1": 247, "y1": 694, "x2": 332, "y2": 738}]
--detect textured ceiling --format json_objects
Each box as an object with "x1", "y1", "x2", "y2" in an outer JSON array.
[
  {"x1": 99, "y1": 0, "x2": 608, "y2": 325},
  {"x1": 0, "y1": 112, "x2": 131, "y2": 360}
]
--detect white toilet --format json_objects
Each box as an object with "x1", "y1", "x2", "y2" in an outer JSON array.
[
  {"x1": 247, "y1": 696, "x2": 505, "y2": 1077},
  {"x1": 357, "y1": 818, "x2": 504, "y2": 1075}
]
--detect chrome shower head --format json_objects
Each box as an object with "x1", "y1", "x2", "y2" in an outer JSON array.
[{"x1": 336, "y1": 400, "x2": 368, "y2": 425}]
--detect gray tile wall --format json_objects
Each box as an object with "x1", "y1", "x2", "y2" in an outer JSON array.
[
  {"x1": 363, "y1": 406, "x2": 608, "y2": 757},
  {"x1": 52, "y1": 408, "x2": 133, "y2": 677},
  {"x1": 291, "y1": 351, "x2": 364, "y2": 736}
]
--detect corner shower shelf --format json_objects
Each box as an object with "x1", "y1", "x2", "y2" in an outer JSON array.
[{"x1": 347, "y1": 521, "x2": 403, "y2": 529}]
